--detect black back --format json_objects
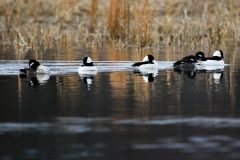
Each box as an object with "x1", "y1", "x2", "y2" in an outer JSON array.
[
  {"x1": 132, "y1": 61, "x2": 152, "y2": 67},
  {"x1": 173, "y1": 55, "x2": 196, "y2": 67}
]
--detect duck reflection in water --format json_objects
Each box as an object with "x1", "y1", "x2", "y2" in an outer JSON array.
[
  {"x1": 19, "y1": 73, "x2": 50, "y2": 87},
  {"x1": 29, "y1": 74, "x2": 50, "y2": 87},
  {"x1": 174, "y1": 65, "x2": 224, "y2": 83},
  {"x1": 173, "y1": 63, "x2": 197, "y2": 79},
  {"x1": 212, "y1": 72, "x2": 223, "y2": 84},
  {"x1": 198, "y1": 69, "x2": 224, "y2": 84},
  {"x1": 142, "y1": 73, "x2": 157, "y2": 83},
  {"x1": 79, "y1": 74, "x2": 95, "y2": 90},
  {"x1": 132, "y1": 67, "x2": 158, "y2": 83}
]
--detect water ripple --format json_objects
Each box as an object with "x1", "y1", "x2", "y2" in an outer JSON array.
[
  {"x1": 0, "y1": 60, "x2": 174, "y2": 75},
  {"x1": 113, "y1": 116, "x2": 240, "y2": 128}
]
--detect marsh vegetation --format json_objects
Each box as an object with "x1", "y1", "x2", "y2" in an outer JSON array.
[{"x1": 0, "y1": 0, "x2": 239, "y2": 54}]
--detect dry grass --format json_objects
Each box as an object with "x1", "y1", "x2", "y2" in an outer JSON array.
[
  {"x1": 131, "y1": 0, "x2": 153, "y2": 47},
  {"x1": 0, "y1": 0, "x2": 239, "y2": 53}
]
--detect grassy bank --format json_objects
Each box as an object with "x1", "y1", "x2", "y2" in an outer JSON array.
[{"x1": 0, "y1": 0, "x2": 239, "y2": 53}]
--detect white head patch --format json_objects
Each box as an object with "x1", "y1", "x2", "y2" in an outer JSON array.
[
  {"x1": 213, "y1": 50, "x2": 221, "y2": 57},
  {"x1": 142, "y1": 56, "x2": 149, "y2": 62},
  {"x1": 87, "y1": 57, "x2": 92, "y2": 63}
]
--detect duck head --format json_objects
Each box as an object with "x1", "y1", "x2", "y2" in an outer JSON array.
[
  {"x1": 142, "y1": 54, "x2": 155, "y2": 62},
  {"x1": 82, "y1": 57, "x2": 94, "y2": 66},
  {"x1": 195, "y1": 51, "x2": 205, "y2": 61}
]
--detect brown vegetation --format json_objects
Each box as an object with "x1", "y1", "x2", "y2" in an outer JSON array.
[{"x1": 0, "y1": 0, "x2": 239, "y2": 53}]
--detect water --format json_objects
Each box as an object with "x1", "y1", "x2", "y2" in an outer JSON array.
[{"x1": 0, "y1": 47, "x2": 240, "y2": 160}]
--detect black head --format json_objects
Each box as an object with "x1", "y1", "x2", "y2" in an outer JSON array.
[
  {"x1": 82, "y1": 57, "x2": 94, "y2": 66},
  {"x1": 195, "y1": 51, "x2": 205, "y2": 61},
  {"x1": 29, "y1": 59, "x2": 40, "y2": 71},
  {"x1": 142, "y1": 54, "x2": 155, "y2": 62},
  {"x1": 147, "y1": 55, "x2": 154, "y2": 62}
]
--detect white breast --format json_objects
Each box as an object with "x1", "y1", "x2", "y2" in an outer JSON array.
[
  {"x1": 197, "y1": 60, "x2": 224, "y2": 71},
  {"x1": 36, "y1": 74, "x2": 50, "y2": 85},
  {"x1": 36, "y1": 65, "x2": 50, "y2": 74},
  {"x1": 198, "y1": 60, "x2": 224, "y2": 66},
  {"x1": 78, "y1": 66, "x2": 97, "y2": 75}
]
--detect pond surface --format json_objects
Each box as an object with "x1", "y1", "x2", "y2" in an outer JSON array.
[{"x1": 0, "y1": 47, "x2": 240, "y2": 160}]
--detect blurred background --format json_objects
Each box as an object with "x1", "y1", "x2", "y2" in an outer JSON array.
[{"x1": 0, "y1": 0, "x2": 239, "y2": 58}]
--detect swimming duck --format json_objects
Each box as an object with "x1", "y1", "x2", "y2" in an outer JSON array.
[
  {"x1": 78, "y1": 57, "x2": 97, "y2": 75},
  {"x1": 132, "y1": 54, "x2": 159, "y2": 71},
  {"x1": 19, "y1": 59, "x2": 50, "y2": 74},
  {"x1": 196, "y1": 50, "x2": 224, "y2": 66},
  {"x1": 173, "y1": 55, "x2": 197, "y2": 71}
]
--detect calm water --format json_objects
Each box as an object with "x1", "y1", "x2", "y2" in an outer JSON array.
[{"x1": 1, "y1": 47, "x2": 240, "y2": 160}]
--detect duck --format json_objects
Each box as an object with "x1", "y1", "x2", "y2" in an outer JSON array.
[
  {"x1": 173, "y1": 55, "x2": 197, "y2": 71},
  {"x1": 19, "y1": 59, "x2": 50, "y2": 74},
  {"x1": 78, "y1": 57, "x2": 97, "y2": 75},
  {"x1": 173, "y1": 54, "x2": 198, "y2": 79},
  {"x1": 132, "y1": 54, "x2": 159, "y2": 71},
  {"x1": 196, "y1": 50, "x2": 224, "y2": 66}
]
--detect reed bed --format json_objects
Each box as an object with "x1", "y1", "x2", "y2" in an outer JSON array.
[{"x1": 0, "y1": 0, "x2": 239, "y2": 53}]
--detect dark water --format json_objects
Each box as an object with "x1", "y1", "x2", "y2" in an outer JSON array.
[{"x1": 1, "y1": 47, "x2": 240, "y2": 160}]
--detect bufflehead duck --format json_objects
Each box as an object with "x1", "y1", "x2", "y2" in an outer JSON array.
[
  {"x1": 78, "y1": 57, "x2": 97, "y2": 75},
  {"x1": 173, "y1": 55, "x2": 197, "y2": 66},
  {"x1": 173, "y1": 54, "x2": 198, "y2": 79},
  {"x1": 132, "y1": 54, "x2": 159, "y2": 71},
  {"x1": 196, "y1": 50, "x2": 224, "y2": 66},
  {"x1": 19, "y1": 59, "x2": 50, "y2": 74},
  {"x1": 173, "y1": 55, "x2": 197, "y2": 71}
]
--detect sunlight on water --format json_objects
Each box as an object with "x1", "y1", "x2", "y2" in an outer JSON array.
[{"x1": 1, "y1": 116, "x2": 240, "y2": 134}]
